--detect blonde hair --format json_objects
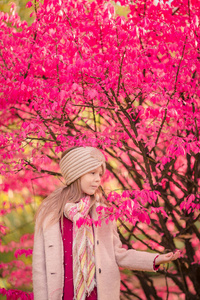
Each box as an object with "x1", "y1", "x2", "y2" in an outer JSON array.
[{"x1": 35, "y1": 147, "x2": 103, "y2": 231}]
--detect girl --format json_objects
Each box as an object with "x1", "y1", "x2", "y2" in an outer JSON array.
[{"x1": 32, "y1": 146, "x2": 180, "y2": 300}]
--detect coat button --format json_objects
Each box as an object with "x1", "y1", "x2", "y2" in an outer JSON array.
[
  {"x1": 99, "y1": 268, "x2": 101, "y2": 273},
  {"x1": 97, "y1": 240, "x2": 99, "y2": 245}
]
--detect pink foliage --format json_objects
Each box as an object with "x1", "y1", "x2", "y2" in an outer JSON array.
[
  {"x1": 0, "y1": 261, "x2": 32, "y2": 287},
  {"x1": 14, "y1": 248, "x2": 33, "y2": 258},
  {"x1": 0, "y1": 288, "x2": 33, "y2": 300},
  {"x1": 0, "y1": 234, "x2": 33, "y2": 253},
  {"x1": 0, "y1": 0, "x2": 200, "y2": 298}
]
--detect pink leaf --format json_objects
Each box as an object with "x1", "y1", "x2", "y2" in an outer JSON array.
[{"x1": 26, "y1": 1, "x2": 32, "y2": 8}]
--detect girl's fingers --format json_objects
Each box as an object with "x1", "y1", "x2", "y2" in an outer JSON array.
[
  {"x1": 165, "y1": 252, "x2": 173, "y2": 258},
  {"x1": 165, "y1": 250, "x2": 180, "y2": 262},
  {"x1": 156, "y1": 250, "x2": 181, "y2": 265},
  {"x1": 174, "y1": 250, "x2": 181, "y2": 259}
]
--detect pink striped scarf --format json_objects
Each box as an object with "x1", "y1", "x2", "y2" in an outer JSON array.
[{"x1": 64, "y1": 196, "x2": 96, "y2": 300}]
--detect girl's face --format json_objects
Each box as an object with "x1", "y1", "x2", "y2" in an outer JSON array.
[{"x1": 80, "y1": 166, "x2": 103, "y2": 195}]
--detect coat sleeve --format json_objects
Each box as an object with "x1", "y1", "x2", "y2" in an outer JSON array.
[
  {"x1": 32, "y1": 222, "x2": 48, "y2": 300},
  {"x1": 113, "y1": 223, "x2": 158, "y2": 272}
]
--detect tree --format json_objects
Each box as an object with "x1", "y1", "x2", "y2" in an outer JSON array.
[
  {"x1": 0, "y1": 0, "x2": 35, "y2": 26},
  {"x1": 0, "y1": 0, "x2": 200, "y2": 299}
]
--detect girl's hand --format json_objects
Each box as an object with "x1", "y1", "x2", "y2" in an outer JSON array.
[{"x1": 155, "y1": 250, "x2": 181, "y2": 266}]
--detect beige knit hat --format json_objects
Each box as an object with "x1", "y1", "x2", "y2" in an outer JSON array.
[{"x1": 60, "y1": 147, "x2": 106, "y2": 185}]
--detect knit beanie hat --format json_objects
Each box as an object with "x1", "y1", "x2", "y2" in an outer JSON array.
[{"x1": 60, "y1": 147, "x2": 106, "y2": 185}]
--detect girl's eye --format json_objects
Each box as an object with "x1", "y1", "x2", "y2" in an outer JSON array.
[{"x1": 90, "y1": 172, "x2": 102, "y2": 176}]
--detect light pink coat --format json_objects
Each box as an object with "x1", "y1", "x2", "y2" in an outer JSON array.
[{"x1": 32, "y1": 205, "x2": 158, "y2": 300}]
